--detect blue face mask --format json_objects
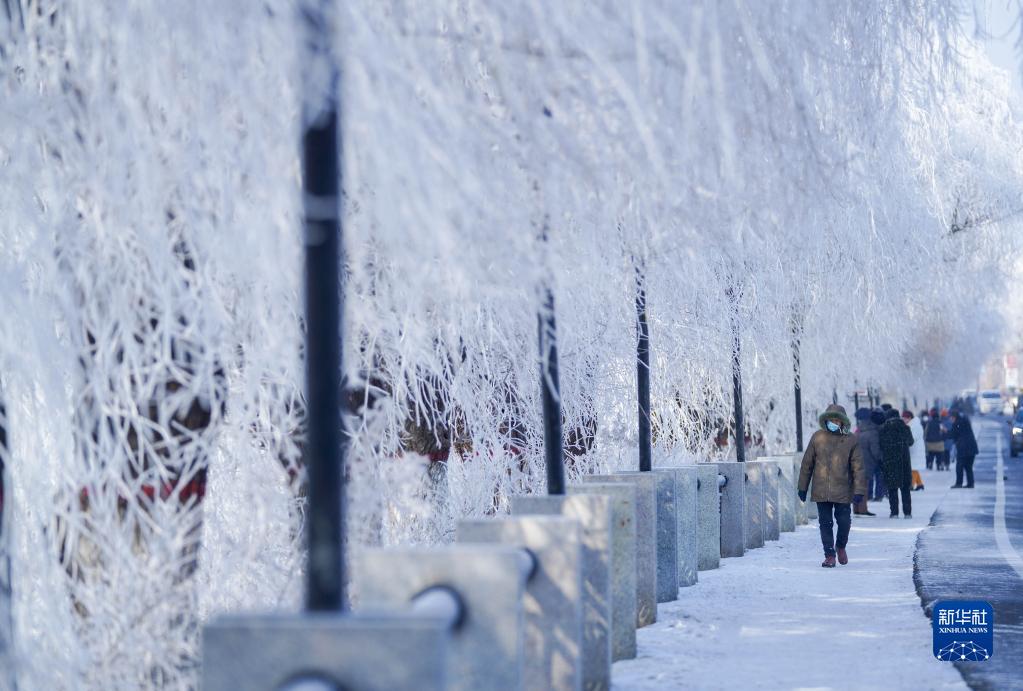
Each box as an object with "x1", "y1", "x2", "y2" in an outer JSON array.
[{"x1": 826, "y1": 420, "x2": 841, "y2": 433}]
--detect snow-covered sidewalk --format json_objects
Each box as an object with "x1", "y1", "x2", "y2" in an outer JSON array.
[{"x1": 612, "y1": 467, "x2": 967, "y2": 691}]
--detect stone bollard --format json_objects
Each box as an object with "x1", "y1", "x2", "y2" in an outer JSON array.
[
  {"x1": 791, "y1": 454, "x2": 808, "y2": 525},
  {"x1": 695, "y1": 464, "x2": 721, "y2": 571},
  {"x1": 458, "y1": 516, "x2": 583, "y2": 691},
  {"x1": 582, "y1": 473, "x2": 657, "y2": 626},
  {"x1": 656, "y1": 466, "x2": 698, "y2": 587},
  {"x1": 805, "y1": 469, "x2": 818, "y2": 521},
  {"x1": 743, "y1": 461, "x2": 765, "y2": 550},
  {"x1": 616, "y1": 470, "x2": 678, "y2": 604},
  {"x1": 355, "y1": 544, "x2": 533, "y2": 691},
  {"x1": 712, "y1": 462, "x2": 745, "y2": 558},
  {"x1": 569, "y1": 483, "x2": 637, "y2": 662},
  {"x1": 776, "y1": 456, "x2": 796, "y2": 532},
  {"x1": 791, "y1": 450, "x2": 817, "y2": 519},
  {"x1": 511, "y1": 494, "x2": 612, "y2": 691},
  {"x1": 203, "y1": 612, "x2": 450, "y2": 691},
  {"x1": 756, "y1": 459, "x2": 781, "y2": 542}
]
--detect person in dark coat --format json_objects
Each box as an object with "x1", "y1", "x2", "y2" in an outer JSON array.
[
  {"x1": 940, "y1": 408, "x2": 955, "y2": 471},
  {"x1": 867, "y1": 408, "x2": 888, "y2": 500},
  {"x1": 853, "y1": 408, "x2": 880, "y2": 516},
  {"x1": 924, "y1": 407, "x2": 945, "y2": 470},
  {"x1": 879, "y1": 408, "x2": 914, "y2": 518},
  {"x1": 945, "y1": 408, "x2": 979, "y2": 488},
  {"x1": 797, "y1": 404, "x2": 868, "y2": 568}
]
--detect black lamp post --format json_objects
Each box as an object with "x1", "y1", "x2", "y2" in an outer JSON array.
[
  {"x1": 538, "y1": 281, "x2": 565, "y2": 495},
  {"x1": 636, "y1": 269, "x2": 652, "y2": 472},
  {"x1": 792, "y1": 327, "x2": 803, "y2": 452},
  {"x1": 536, "y1": 216, "x2": 565, "y2": 495},
  {"x1": 729, "y1": 285, "x2": 746, "y2": 462},
  {"x1": 300, "y1": 1, "x2": 346, "y2": 613}
]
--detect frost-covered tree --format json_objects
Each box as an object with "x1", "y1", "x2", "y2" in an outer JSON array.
[{"x1": 1, "y1": 1, "x2": 1022, "y2": 687}]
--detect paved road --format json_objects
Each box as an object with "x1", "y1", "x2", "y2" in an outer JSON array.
[{"x1": 915, "y1": 416, "x2": 1023, "y2": 691}]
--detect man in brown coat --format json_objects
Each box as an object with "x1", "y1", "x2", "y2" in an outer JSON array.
[{"x1": 798, "y1": 404, "x2": 869, "y2": 567}]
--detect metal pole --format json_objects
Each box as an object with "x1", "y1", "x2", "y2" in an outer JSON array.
[
  {"x1": 538, "y1": 284, "x2": 565, "y2": 495},
  {"x1": 731, "y1": 297, "x2": 746, "y2": 462},
  {"x1": 854, "y1": 392, "x2": 859, "y2": 411},
  {"x1": 0, "y1": 395, "x2": 6, "y2": 537},
  {"x1": 792, "y1": 319, "x2": 803, "y2": 452},
  {"x1": 0, "y1": 391, "x2": 12, "y2": 691},
  {"x1": 636, "y1": 271, "x2": 652, "y2": 472},
  {"x1": 301, "y1": 1, "x2": 345, "y2": 613}
]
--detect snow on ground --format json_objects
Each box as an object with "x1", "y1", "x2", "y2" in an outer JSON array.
[{"x1": 612, "y1": 465, "x2": 967, "y2": 691}]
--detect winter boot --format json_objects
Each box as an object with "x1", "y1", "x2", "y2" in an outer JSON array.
[
  {"x1": 822, "y1": 554, "x2": 837, "y2": 568},
  {"x1": 836, "y1": 547, "x2": 848, "y2": 565}
]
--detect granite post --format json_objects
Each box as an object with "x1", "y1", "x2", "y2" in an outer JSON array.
[
  {"x1": 712, "y1": 462, "x2": 745, "y2": 558},
  {"x1": 756, "y1": 459, "x2": 781, "y2": 541},
  {"x1": 569, "y1": 483, "x2": 638, "y2": 662},
  {"x1": 775, "y1": 455, "x2": 796, "y2": 532},
  {"x1": 458, "y1": 516, "x2": 584, "y2": 691},
  {"x1": 355, "y1": 545, "x2": 531, "y2": 691},
  {"x1": 656, "y1": 466, "x2": 698, "y2": 586},
  {"x1": 617, "y1": 470, "x2": 678, "y2": 603},
  {"x1": 695, "y1": 464, "x2": 721, "y2": 570},
  {"x1": 203, "y1": 613, "x2": 449, "y2": 691},
  {"x1": 743, "y1": 461, "x2": 765, "y2": 550},
  {"x1": 582, "y1": 473, "x2": 657, "y2": 626},
  {"x1": 511, "y1": 494, "x2": 612, "y2": 691}
]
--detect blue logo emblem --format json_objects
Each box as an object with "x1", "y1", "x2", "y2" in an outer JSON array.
[{"x1": 933, "y1": 600, "x2": 993, "y2": 662}]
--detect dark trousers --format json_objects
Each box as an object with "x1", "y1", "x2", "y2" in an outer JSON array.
[
  {"x1": 816, "y1": 502, "x2": 851, "y2": 556},
  {"x1": 870, "y1": 466, "x2": 887, "y2": 500},
  {"x1": 888, "y1": 486, "x2": 911, "y2": 516},
  {"x1": 926, "y1": 449, "x2": 943, "y2": 470},
  {"x1": 955, "y1": 454, "x2": 976, "y2": 487}
]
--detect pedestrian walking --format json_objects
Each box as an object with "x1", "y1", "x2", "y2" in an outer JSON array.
[
  {"x1": 868, "y1": 408, "x2": 888, "y2": 500},
  {"x1": 924, "y1": 407, "x2": 944, "y2": 470},
  {"x1": 939, "y1": 408, "x2": 954, "y2": 471},
  {"x1": 797, "y1": 404, "x2": 868, "y2": 568},
  {"x1": 945, "y1": 407, "x2": 978, "y2": 489},
  {"x1": 853, "y1": 408, "x2": 880, "y2": 516},
  {"x1": 879, "y1": 408, "x2": 914, "y2": 518}
]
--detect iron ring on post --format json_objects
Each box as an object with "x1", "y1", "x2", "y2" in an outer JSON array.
[{"x1": 411, "y1": 585, "x2": 467, "y2": 632}]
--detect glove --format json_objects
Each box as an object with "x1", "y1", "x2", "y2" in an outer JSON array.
[
  {"x1": 798, "y1": 490, "x2": 807, "y2": 502},
  {"x1": 853, "y1": 494, "x2": 864, "y2": 505}
]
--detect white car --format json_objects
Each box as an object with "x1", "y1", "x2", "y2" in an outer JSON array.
[{"x1": 978, "y1": 390, "x2": 1003, "y2": 415}]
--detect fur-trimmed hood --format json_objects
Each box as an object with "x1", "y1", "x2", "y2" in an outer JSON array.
[{"x1": 818, "y1": 404, "x2": 851, "y2": 434}]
